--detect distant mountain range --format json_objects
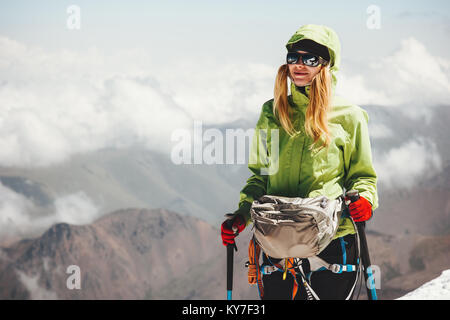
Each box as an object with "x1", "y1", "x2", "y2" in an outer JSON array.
[
  {"x1": 0, "y1": 208, "x2": 256, "y2": 299},
  {"x1": 0, "y1": 207, "x2": 448, "y2": 300}
]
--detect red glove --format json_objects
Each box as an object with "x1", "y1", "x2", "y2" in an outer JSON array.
[
  {"x1": 345, "y1": 196, "x2": 373, "y2": 222},
  {"x1": 221, "y1": 215, "x2": 246, "y2": 246}
]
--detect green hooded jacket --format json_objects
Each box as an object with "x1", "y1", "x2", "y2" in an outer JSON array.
[{"x1": 234, "y1": 24, "x2": 378, "y2": 239}]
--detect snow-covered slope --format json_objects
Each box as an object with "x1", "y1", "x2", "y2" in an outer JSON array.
[{"x1": 397, "y1": 270, "x2": 450, "y2": 300}]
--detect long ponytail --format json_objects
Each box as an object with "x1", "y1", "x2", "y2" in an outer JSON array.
[{"x1": 273, "y1": 64, "x2": 296, "y2": 136}]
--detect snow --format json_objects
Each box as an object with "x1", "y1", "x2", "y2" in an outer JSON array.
[{"x1": 397, "y1": 270, "x2": 450, "y2": 300}]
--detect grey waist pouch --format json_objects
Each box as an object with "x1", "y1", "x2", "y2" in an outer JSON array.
[{"x1": 250, "y1": 195, "x2": 343, "y2": 259}]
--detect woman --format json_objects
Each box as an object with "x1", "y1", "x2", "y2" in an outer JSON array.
[{"x1": 221, "y1": 24, "x2": 378, "y2": 300}]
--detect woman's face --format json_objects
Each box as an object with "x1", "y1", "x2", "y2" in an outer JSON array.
[{"x1": 288, "y1": 51, "x2": 323, "y2": 87}]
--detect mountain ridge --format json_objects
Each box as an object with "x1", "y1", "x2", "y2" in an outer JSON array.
[{"x1": 0, "y1": 207, "x2": 228, "y2": 299}]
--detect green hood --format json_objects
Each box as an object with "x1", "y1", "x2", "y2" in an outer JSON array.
[{"x1": 285, "y1": 24, "x2": 341, "y2": 87}]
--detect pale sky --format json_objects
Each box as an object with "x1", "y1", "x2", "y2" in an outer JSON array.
[{"x1": 0, "y1": 0, "x2": 449, "y2": 65}]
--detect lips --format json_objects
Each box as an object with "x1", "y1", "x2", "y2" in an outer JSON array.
[{"x1": 294, "y1": 71, "x2": 308, "y2": 76}]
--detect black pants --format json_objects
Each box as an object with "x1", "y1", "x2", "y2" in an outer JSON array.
[{"x1": 261, "y1": 234, "x2": 358, "y2": 300}]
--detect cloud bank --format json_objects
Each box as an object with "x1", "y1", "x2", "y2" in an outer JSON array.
[
  {"x1": 374, "y1": 137, "x2": 442, "y2": 190},
  {"x1": 0, "y1": 35, "x2": 447, "y2": 193},
  {"x1": 0, "y1": 182, "x2": 99, "y2": 242},
  {"x1": 17, "y1": 271, "x2": 58, "y2": 300},
  {"x1": 0, "y1": 36, "x2": 274, "y2": 168},
  {"x1": 337, "y1": 37, "x2": 450, "y2": 110}
]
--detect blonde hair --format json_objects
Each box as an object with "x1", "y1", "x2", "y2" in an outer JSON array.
[{"x1": 273, "y1": 64, "x2": 332, "y2": 149}]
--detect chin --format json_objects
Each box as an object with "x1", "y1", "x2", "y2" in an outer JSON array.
[{"x1": 293, "y1": 79, "x2": 311, "y2": 87}]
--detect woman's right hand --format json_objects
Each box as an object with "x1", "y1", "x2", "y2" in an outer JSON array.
[{"x1": 221, "y1": 214, "x2": 246, "y2": 246}]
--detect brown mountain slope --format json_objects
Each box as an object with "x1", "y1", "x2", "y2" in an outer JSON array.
[
  {"x1": 382, "y1": 234, "x2": 450, "y2": 298},
  {"x1": 0, "y1": 208, "x2": 224, "y2": 299},
  {"x1": 370, "y1": 163, "x2": 450, "y2": 237}
]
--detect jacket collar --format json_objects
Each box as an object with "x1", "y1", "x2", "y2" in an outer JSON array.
[{"x1": 290, "y1": 81, "x2": 310, "y2": 114}]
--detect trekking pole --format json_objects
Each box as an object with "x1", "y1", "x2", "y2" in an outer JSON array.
[
  {"x1": 224, "y1": 214, "x2": 238, "y2": 300},
  {"x1": 346, "y1": 190, "x2": 378, "y2": 301}
]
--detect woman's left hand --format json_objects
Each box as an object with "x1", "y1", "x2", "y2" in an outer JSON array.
[{"x1": 346, "y1": 196, "x2": 373, "y2": 222}]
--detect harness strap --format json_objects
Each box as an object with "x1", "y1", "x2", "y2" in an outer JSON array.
[
  {"x1": 248, "y1": 246, "x2": 299, "y2": 300},
  {"x1": 247, "y1": 237, "x2": 264, "y2": 299},
  {"x1": 264, "y1": 256, "x2": 299, "y2": 300},
  {"x1": 286, "y1": 258, "x2": 299, "y2": 300},
  {"x1": 345, "y1": 219, "x2": 363, "y2": 300},
  {"x1": 298, "y1": 263, "x2": 320, "y2": 300}
]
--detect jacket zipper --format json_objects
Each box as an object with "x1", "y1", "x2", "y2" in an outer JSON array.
[{"x1": 289, "y1": 130, "x2": 304, "y2": 197}]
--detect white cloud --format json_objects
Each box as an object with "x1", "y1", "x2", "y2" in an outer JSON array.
[
  {"x1": 0, "y1": 36, "x2": 273, "y2": 168},
  {"x1": 374, "y1": 137, "x2": 442, "y2": 190},
  {"x1": 53, "y1": 192, "x2": 100, "y2": 226},
  {"x1": 1, "y1": 34, "x2": 448, "y2": 171},
  {"x1": 336, "y1": 73, "x2": 391, "y2": 106},
  {"x1": 0, "y1": 182, "x2": 100, "y2": 242},
  {"x1": 160, "y1": 61, "x2": 274, "y2": 124},
  {"x1": 368, "y1": 122, "x2": 394, "y2": 139},
  {"x1": 337, "y1": 37, "x2": 450, "y2": 109},
  {"x1": 0, "y1": 182, "x2": 36, "y2": 240},
  {"x1": 16, "y1": 271, "x2": 58, "y2": 300}
]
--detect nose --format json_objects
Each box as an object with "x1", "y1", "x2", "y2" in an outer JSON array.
[{"x1": 293, "y1": 63, "x2": 307, "y2": 70}]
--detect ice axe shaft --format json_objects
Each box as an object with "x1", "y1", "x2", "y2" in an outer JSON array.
[
  {"x1": 225, "y1": 214, "x2": 238, "y2": 300},
  {"x1": 346, "y1": 190, "x2": 378, "y2": 300},
  {"x1": 226, "y1": 242, "x2": 234, "y2": 300}
]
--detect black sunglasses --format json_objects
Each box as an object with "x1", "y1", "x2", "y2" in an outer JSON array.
[{"x1": 286, "y1": 51, "x2": 328, "y2": 67}]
